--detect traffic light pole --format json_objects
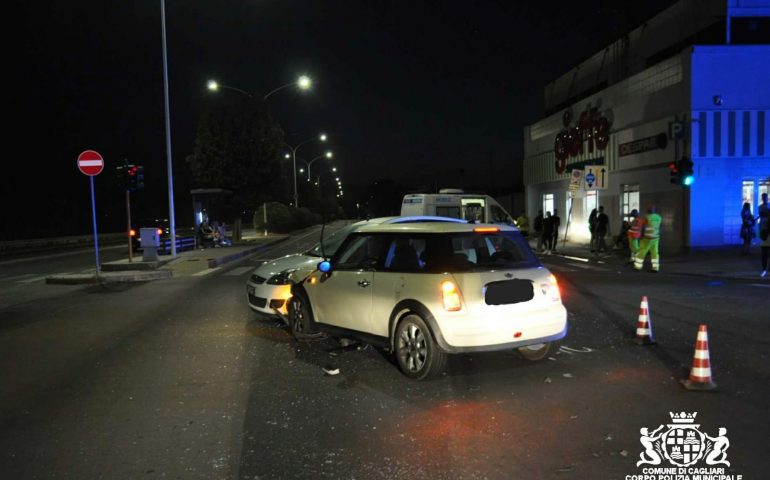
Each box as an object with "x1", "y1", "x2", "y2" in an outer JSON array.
[{"x1": 126, "y1": 189, "x2": 133, "y2": 263}]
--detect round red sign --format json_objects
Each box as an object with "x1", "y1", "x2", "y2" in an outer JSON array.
[{"x1": 77, "y1": 150, "x2": 104, "y2": 176}]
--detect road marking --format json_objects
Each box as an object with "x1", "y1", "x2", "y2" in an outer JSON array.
[
  {"x1": 748, "y1": 283, "x2": 770, "y2": 288},
  {"x1": 567, "y1": 263, "x2": 595, "y2": 269},
  {"x1": 193, "y1": 267, "x2": 221, "y2": 276},
  {"x1": 224, "y1": 266, "x2": 253, "y2": 276}
]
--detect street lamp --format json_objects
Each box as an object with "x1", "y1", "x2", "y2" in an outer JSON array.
[
  {"x1": 207, "y1": 75, "x2": 312, "y2": 100},
  {"x1": 285, "y1": 133, "x2": 328, "y2": 207},
  {"x1": 299, "y1": 150, "x2": 333, "y2": 181}
]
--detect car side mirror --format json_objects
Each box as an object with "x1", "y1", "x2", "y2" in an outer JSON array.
[{"x1": 318, "y1": 260, "x2": 332, "y2": 273}]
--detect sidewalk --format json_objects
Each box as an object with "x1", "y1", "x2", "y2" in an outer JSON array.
[
  {"x1": 532, "y1": 238, "x2": 768, "y2": 283},
  {"x1": 46, "y1": 233, "x2": 289, "y2": 285}
]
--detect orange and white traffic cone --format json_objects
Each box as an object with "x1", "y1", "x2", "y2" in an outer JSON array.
[
  {"x1": 681, "y1": 324, "x2": 718, "y2": 391},
  {"x1": 634, "y1": 296, "x2": 656, "y2": 345}
]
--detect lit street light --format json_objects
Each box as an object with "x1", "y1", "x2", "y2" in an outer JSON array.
[
  {"x1": 206, "y1": 77, "x2": 319, "y2": 207},
  {"x1": 207, "y1": 75, "x2": 312, "y2": 100},
  {"x1": 285, "y1": 134, "x2": 328, "y2": 207},
  {"x1": 299, "y1": 151, "x2": 333, "y2": 181}
]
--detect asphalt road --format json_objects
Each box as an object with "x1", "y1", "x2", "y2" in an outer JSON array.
[{"x1": 1, "y1": 225, "x2": 768, "y2": 479}]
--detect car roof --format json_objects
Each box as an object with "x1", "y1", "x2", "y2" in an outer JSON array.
[
  {"x1": 352, "y1": 222, "x2": 518, "y2": 234},
  {"x1": 348, "y1": 215, "x2": 467, "y2": 229}
]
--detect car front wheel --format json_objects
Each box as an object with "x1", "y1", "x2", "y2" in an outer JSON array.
[
  {"x1": 287, "y1": 293, "x2": 320, "y2": 340},
  {"x1": 394, "y1": 314, "x2": 447, "y2": 380},
  {"x1": 518, "y1": 342, "x2": 552, "y2": 361}
]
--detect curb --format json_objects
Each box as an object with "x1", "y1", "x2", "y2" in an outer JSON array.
[{"x1": 46, "y1": 269, "x2": 173, "y2": 285}]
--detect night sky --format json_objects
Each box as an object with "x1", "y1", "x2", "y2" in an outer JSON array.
[{"x1": 7, "y1": 0, "x2": 675, "y2": 239}]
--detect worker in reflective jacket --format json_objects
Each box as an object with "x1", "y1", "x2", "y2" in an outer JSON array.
[
  {"x1": 634, "y1": 205, "x2": 662, "y2": 272},
  {"x1": 626, "y1": 209, "x2": 641, "y2": 263}
]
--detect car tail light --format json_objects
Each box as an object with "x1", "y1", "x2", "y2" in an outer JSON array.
[
  {"x1": 473, "y1": 226, "x2": 499, "y2": 233},
  {"x1": 129, "y1": 229, "x2": 136, "y2": 237},
  {"x1": 540, "y1": 274, "x2": 561, "y2": 302},
  {"x1": 441, "y1": 281, "x2": 462, "y2": 311}
]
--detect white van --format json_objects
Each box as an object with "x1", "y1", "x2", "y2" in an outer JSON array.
[{"x1": 401, "y1": 189, "x2": 515, "y2": 225}]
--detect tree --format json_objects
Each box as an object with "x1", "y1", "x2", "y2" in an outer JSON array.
[{"x1": 186, "y1": 97, "x2": 287, "y2": 220}]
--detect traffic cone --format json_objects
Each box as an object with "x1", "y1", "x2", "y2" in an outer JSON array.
[
  {"x1": 634, "y1": 296, "x2": 656, "y2": 345},
  {"x1": 681, "y1": 324, "x2": 718, "y2": 392}
]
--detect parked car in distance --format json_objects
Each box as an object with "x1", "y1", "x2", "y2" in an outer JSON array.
[
  {"x1": 131, "y1": 218, "x2": 195, "y2": 254},
  {"x1": 288, "y1": 222, "x2": 567, "y2": 380},
  {"x1": 246, "y1": 216, "x2": 467, "y2": 317}
]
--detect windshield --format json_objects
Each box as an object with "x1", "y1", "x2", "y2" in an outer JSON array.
[{"x1": 307, "y1": 222, "x2": 363, "y2": 257}]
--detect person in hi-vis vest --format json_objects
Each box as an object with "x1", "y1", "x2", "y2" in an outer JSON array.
[
  {"x1": 634, "y1": 205, "x2": 662, "y2": 272},
  {"x1": 626, "y1": 209, "x2": 641, "y2": 263}
]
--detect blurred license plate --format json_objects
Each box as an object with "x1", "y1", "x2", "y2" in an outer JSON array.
[
  {"x1": 247, "y1": 286, "x2": 255, "y2": 296},
  {"x1": 485, "y1": 279, "x2": 534, "y2": 305}
]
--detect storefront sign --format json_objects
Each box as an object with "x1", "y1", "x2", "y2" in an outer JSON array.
[
  {"x1": 618, "y1": 133, "x2": 668, "y2": 157},
  {"x1": 554, "y1": 106, "x2": 611, "y2": 174}
]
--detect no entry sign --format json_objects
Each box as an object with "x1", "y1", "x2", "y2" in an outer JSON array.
[{"x1": 77, "y1": 150, "x2": 104, "y2": 176}]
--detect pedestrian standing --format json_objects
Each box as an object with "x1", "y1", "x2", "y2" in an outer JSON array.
[
  {"x1": 588, "y1": 208, "x2": 598, "y2": 252},
  {"x1": 626, "y1": 209, "x2": 641, "y2": 263},
  {"x1": 595, "y1": 206, "x2": 609, "y2": 253},
  {"x1": 534, "y1": 210, "x2": 544, "y2": 252},
  {"x1": 551, "y1": 208, "x2": 561, "y2": 252},
  {"x1": 542, "y1": 211, "x2": 554, "y2": 254},
  {"x1": 740, "y1": 202, "x2": 755, "y2": 255},
  {"x1": 758, "y1": 193, "x2": 770, "y2": 277},
  {"x1": 634, "y1": 205, "x2": 663, "y2": 272},
  {"x1": 516, "y1": 211, "x2": 530, "y2": 237}
]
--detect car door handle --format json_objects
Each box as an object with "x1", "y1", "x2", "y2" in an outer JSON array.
[{"x1": 357, "y1": 279, "x2": 371, "y2": 288}]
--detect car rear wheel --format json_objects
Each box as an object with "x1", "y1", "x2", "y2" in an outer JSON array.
[
  {"x1": 518, "y1": 342, "x2": 552, "y2": 361},
  {"x1": 287, "y1": 293, "x2": 320, "y2": 340},
  {"x1": 394, "y1": 314, "x2": 447, "y2": 380}
]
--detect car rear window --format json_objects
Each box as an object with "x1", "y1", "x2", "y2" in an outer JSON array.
[
  {"x1": 426, "y1": 231, "x2": 539, "y2": 272},
  {"x1": 374, "y1": 231, "x2": 539, "y2": 273}
]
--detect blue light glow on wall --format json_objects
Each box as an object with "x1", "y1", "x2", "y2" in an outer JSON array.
[{"x1": 689, "y1": 45, "x2": 770, "y2": 247}]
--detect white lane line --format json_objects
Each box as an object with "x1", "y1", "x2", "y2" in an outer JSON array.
[
  {"x1": 567, "y1": 263, "x2": 595, "y2": 269},
  {"x1": 224, "y1": 266, "x2": 253, "y2": 276},
  {"x1": 748, "y1": 283, "x2": 770, "y2": 288},
  {"x1": 193, "y1": 267, "x2": 221, "y2": 276}
]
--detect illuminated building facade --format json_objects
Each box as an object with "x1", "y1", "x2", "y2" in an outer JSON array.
[{"x1": 523, "y1": 0, "x2": 769, "y2": 250}]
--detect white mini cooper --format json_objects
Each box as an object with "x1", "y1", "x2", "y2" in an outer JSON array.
[{"x1": 288, "y1": 222, "x2": 568, "y2": 379}]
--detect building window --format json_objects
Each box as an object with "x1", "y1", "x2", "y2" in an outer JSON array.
[
  {"x1": 742, "y1": 180, "x2": 755, "y2": 207},
  {"x1": 543, "y1": 193, "x2": 554, "y2": 216},
  {"x1": 622, "y1": 185, "x2": 640, "y2": 221}
]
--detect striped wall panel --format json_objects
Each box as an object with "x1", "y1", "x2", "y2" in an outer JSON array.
[{"x1": 691, "y1": 109, "x2": 770, "y2": 158}]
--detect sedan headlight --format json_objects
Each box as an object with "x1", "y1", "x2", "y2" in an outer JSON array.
[{"x1": 266, "y1": 269, "x2": 296, "y2": 285}]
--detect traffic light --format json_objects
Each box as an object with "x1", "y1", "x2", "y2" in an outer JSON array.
[
  {"x1": 669, "y1": 158, "x2": 695, "y2": 186},
  {"x1": 678, "y1": 157, "x2": 694, "y2": 186},
  {"x1": 668, "y1": 161, "x2": 679, "y2": 184},
  {"x1": 134, "y1": 165, "x2": 145, "y2": 191},
  {"x1": 126, "y1": 165, "x2": 145, "y2": 192}
]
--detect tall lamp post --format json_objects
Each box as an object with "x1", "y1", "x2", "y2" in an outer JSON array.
[
  {"x1": 160, "y1": 0, "x2": 177, "y2": 256},
  {"x1": 285, "y1": 134, "x2": 328, "y2": 207},
  {"x1": 299, "y1": 151, "x2": 333, "y2": 181},
  {"x1": 207, "y1": 76, "x2": 317, "y2": 208}
]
